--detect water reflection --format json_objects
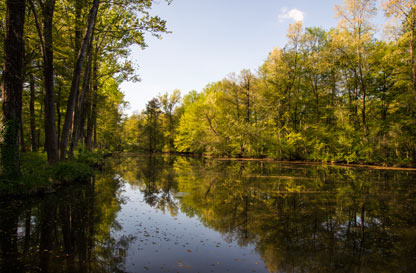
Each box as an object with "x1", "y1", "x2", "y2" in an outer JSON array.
[
  {"x1": 0, "y1": 168, "x2": 130, "y2": 273},
  {"x1": 1, "y1": 155, "x2": 416, "y2": 273},
  {"x1": 113, "y1": 155, "x2": 416, "y2": 273}
]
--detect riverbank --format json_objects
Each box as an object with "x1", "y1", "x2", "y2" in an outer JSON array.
[
  {"x1": 212, "y1": 157, "x2": 416, "y2": 171},
  {"x1": 0, "y1": 149, "x2": 104, "y2": 197},
  {"x1": 115, "y1": 152, "x2": 416, "y2": 171}
]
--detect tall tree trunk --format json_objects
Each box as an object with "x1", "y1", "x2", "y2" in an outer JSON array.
[
  {"x1": 69, "y1": 38, "x2": 93, "y2": 158},
  {"x1": 60, "y1": 0, "x2": 100, "y2": 160},
  {"x1": 20, "y1": 118, "x2": 26, "y2": 152},
  {"x1": 93, "y1": 123, "x2": 97, "y2": 148},
  {"x1": 85, "y1": 90, "x2": 97, "y2": 150},
  {"x1": 29, "y1": 74, "x2": 38, "y2": 152},
  {"x1": 358, "y1": 54, "x2": 367, "y2": 137},
  {"x1": 42, "y1": 0, "x2": 59, "y2": 163},
  {"x1": 38, "y1": 98, "x2": 43, "y2": 150},
  {"x1": 79, "y1": 97, "x2": 90, "y2": 145},
  {"x1": 1, "y1": 0, "x2": 26, "y2": 177},
  {"x1": 56, "y1": 84, "x2": 61, "y2": 146},
  {"x1": 82, "y1": 82, "x2": 92, "y2": 146},
  {"x1": 410, "y1": 8, "x2": 416, "y2": 112},
  {"x1": 86, "y1": 50, "x2": 98, "y2": 150},
  {"x1": 74, "y1": 0, "x2": 83, "y2": 59}
]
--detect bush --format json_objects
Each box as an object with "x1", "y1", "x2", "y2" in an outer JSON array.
[
  {"x1": 0, "y1": 152, "x2": 51, "y2": 194},
  {"x1": 75, "y1": 147, "x2": 104, "y2": 167},
  {"x1": 51, "y1": 160, "x2": 93, "y2": 183}
]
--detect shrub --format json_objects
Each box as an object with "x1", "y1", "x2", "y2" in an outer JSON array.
[
  {"x1": 75, "y1": 147, "x2": 104, "y2": 167},
  {"x1": 51, "y1": 160, "x2": 93, "y2": 183}
]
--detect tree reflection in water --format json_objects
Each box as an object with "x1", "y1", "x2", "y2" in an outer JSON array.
[
  {"x1": 0, "y1": 168, "x2": 132, "y2": 273},
  {"x1": 118, "y1": 155, "x2": 416, "y2": 273},
  {"x1": 1, "y1": 155, "x2": 415, "y2": 273}
]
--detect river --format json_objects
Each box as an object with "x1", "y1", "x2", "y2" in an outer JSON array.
[{"x1": 1, "y1": 155, "x2": 415, "y2": 273}]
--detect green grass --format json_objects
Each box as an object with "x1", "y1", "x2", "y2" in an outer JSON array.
[{"x1": 0, "y1": 149, "x2": 104, "y2": 196}]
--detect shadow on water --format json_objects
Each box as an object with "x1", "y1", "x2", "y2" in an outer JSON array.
[
  {"x1": 0, "y1": 165, "x2": 131, "y2": 273},
  {"x1": 1, "y1": 154, "x2": 416, "y2": 272}
]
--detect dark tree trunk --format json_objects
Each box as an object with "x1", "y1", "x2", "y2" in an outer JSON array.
[
  {"x1": 29, "y1": 74, "x2": 38, "y2": 152},
  {"x1": 82, "y1": 84, "x2": 92, "y2": 146},
  {"x1": 69, "y1": 38, "x2": 93, "y2": 158},
  {"x1": 93, "y1": 123, "x2": 97, "y2": 148},
  {"x1": 56, "y1": 84, "x2": 61, "y2": 146},
  {"x1": 1, "y1": 0, "x2": 26, "y2": 177},
  {"x1": 86, "y1": 52, "x2": 98, "y2": 150},
  {"x1": 79, "y1": 98, "x2": 89, "y2": 145},
  {"x1": 37, "y1": 97, "x2": 43, "y2": 151},
  {"x1": 74, "y1": 0, "x2": 83, "y2": 59},
  {"x1": 410, "y1": 9, "x2": 416, "y2": 112},
  {"x1": 20, "y1": 118, "x2": 26, "y2": 152},
  {"x1": 42, "y1": 0, "x2": 59, "y2": 163},
  {"x1": 60, "y1": 0, "x2": 100, "y2": 160}
]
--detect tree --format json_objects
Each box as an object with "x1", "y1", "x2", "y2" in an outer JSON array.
[
  {"x1": 335, "y1": 0, "x2": 377, "y2": 136},
  {"x1": 60, "y1": 0, "x2": 100, "y2": 160},
  {"x1": 1, "y1": 0, "x2": 26, "y2": 177},
  {"x1": 29, "y1": 0, "x2": 60, "y2": 163},
  {"x1": 158, "y1": 90, "x2": 181, "y2": 152},
  {"x1": 144, "y1": 98, "x2": 162, "y2": 152},
  {"x1": 384, "y1": 0, "x2": 416, "y2": 110}
]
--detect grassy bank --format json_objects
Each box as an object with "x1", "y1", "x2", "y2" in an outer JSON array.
[{"x1": 0, "y1": 149, "x2": 104, "y2": 196}]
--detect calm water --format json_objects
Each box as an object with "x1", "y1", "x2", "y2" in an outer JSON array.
[{"x1": 1, "y1": 155, "x2": 416, "y2": 273}]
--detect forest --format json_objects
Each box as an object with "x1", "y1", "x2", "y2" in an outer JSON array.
[
  {"x1": 0, "y1": 0, "x2": 170, "y2": 191},
  {"x1": 1, "y1": 0, "x2": 416, "y2": 194},
  {"x1": 1, "y1": 1, "x2": 416, "y2": 272},
  {"x1": 123, "y1": 0, "x2": 416, "y2": 166}
]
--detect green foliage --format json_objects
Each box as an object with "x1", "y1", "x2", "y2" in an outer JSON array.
[
  {"x1": 20, "y1": 152, "x2": 50, "y2": 187},
  {"x1": 51, "y1": 160, "x2": 93, "y2": 183},
  {"x1": 129, "y1": 10, "x2": 415, "y2": 166},
  {"x1": 75, "y1": 147, "x2": 104, "y2": 167},
  {"x1": 0, "y1": 152, "x2": 50, "y2": 194},
  {"x1": 0, "y1": 150, "x2": 103, "y2": 194},
  {"x1": 121, "y1": 91, "x2": 182, "y2": 153},
  {"x1": 0, "y1": 119, "x2": 20, "y2": 178}
]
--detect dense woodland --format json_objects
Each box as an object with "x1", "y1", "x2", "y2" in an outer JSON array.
[
  {"x1": 123, "y1": 0, "x2": 416, "y2": 166},
  {"x1": 1, "y1": 0, "x2": 416, "y2": 187},
  {"x1": 0, "y1": 0, "x2": 170, "y2": 181}
]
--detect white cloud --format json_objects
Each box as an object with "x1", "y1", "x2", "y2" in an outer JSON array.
[{"x1": 278, "y1": 7, "x2": 304, "y2": 22}]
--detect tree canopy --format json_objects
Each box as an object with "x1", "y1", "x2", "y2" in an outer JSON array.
[{"x1": 122, "y1": 0, "x2": 416, "y2": 166}]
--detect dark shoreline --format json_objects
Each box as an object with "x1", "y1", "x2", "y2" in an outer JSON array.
[{"x1": 113, "y1": 152, "x2": 416, "y2": 171}]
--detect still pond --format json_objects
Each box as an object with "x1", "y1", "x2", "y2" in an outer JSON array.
[{"x1": 1, "y1": 155, "x2": 416, "y2": 273}]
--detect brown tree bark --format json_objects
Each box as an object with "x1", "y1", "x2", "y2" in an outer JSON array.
[
  {"x1": 60, "y1": 0, "x2": 100, "y2": 160},
  {"x1": 42, "y1": 0, "x2": 59, "y2": 163},
  {"x1": 29, "y1": 0, "x2": 59, "y2": 163},
  {"x1": 29, "y1": 74, "x2": 38, "y2": 152},
  {"x1": 69, "y1": 48, "x2": 93, "y2": 158},
  {"x1": 1, "y1": 0, "x2": 26, "y2": 177},
  {"x1": 19, "y1": 119, "x2": 26, "y2": 152},
  {"x1": 86, "y1": 55, "x2": 98, "y2": 150},
  {"x1": 56, "y1": 84, "x2": 61, "y2": 146},
  {"x1": 410, "y1": 8, "x2": 416, "y2": 111}
]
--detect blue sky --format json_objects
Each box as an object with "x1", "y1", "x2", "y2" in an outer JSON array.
[{"x1": 120, "y1": 0, "x2": 371, "y2": 114}]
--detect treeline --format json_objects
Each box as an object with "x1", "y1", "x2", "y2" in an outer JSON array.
[
  {"x1": 123, "y1": 0, "x2": 416, "y2": 165},
  {"x1": 0, "y1": 0, "x2": 169, "y2": 178}
]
